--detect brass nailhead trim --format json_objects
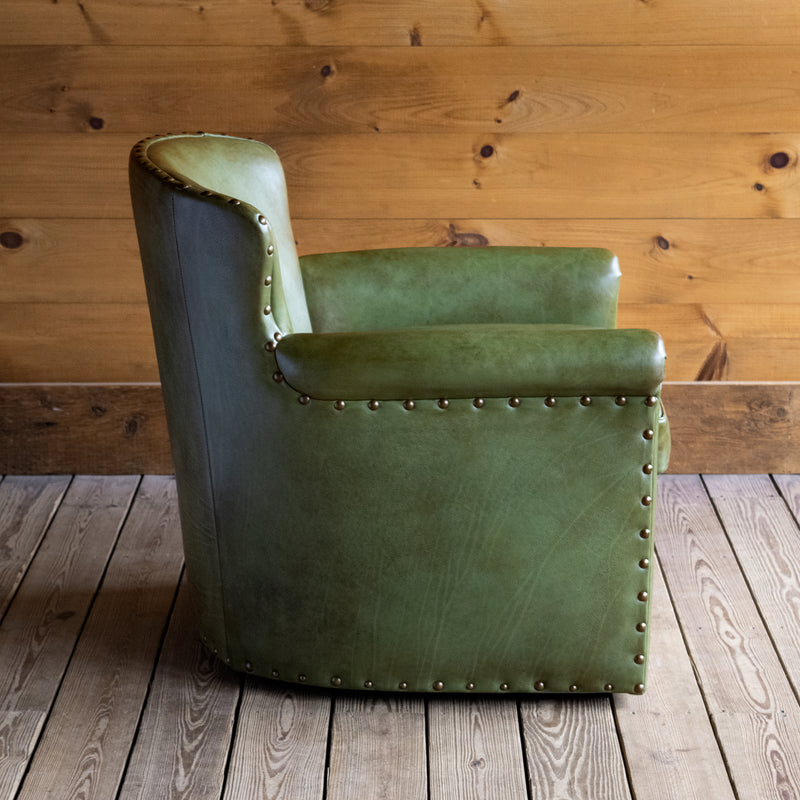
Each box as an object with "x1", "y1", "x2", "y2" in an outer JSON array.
[
  {"x1": 642, "y1": 495, "x2": 653, "y2": 506},
  {"x1": 643, "y1": 428, "x2": 655, "y2": 440},
  {"x1": 643, "y1": 463, "x2": 654, "y2": 474},
  {"x1": 534, "y1": 681, "x2": 545, "y2": 691},
  {"x1": 263, "y1": 305, "x2": 271, "y2": 315},
  {"x1": 403, "y1": 399, "x2": 415, "y2": 410},
  {"x1": 466, "y1": 682, "x2": 476, "y2": 690},
  {"x1": 638, "y1": 591, "x2": 649, "y2": 602},
  {"x1": 640, "y1": 528, "x2": 652, "y2": 539},
  {"x1": 274, "y1": 332, "x2": 283, "y2": 342},
  {"x1": 473, "y1": 397, "x2": 485, "y2": 408},
  {"x1": 634, "y1": 654, "x2": 646, "y2": 665},
  {"x1": 258, "y1": 215, "x2": 268, "y2": 225},
  {"x1": 265, "y1": 341, "x2": 277, "y2": 352},
  {"x1": 267, "y1": 244, "x2": 275, "y2": 256},
  {"x1": 399, "y1": 681, "x2": 408, "y2": 690},
  {"x1": 438, "y1": 398, "x2": 449, "y2": 409},
  {"x1": 298, "y1": 394, "x2": 310, "y2": 405},
  {"x1": 645, "y1": 395, "x2": 658, "y2": 407},
  {"x1": 364, "y1": 680, "x2": 374, "y2": 689},
  {"x1": 245, "y1": 662, "x2": 253, "y2": 672},
  {"x1": 331, "y1": 676, "x2": 342, "y2": 687},
  {"x1": 637, "y1": 622, "x2": 647, "y2": 633},
  {"x1": 333, "y1": 400, "x2": 346, "y2": 410},
  {"x1": 604, "y1": 683, "x2": 614, "y2": 692},
  {"x1": 298, "y1": 674, "x2": 307, "y2": 682},
  {"x1": 368, "y1": 399, "x2": 380, "y2": 410},
  {"x1": 272, "y1": 371, "x2": 283, "y2": 383},
  {"x1": 272, "y1": 670, "x2": 280, "y2": 678},
  {"x1": 433, "y1": 680, "x2": 445, "y2": 691},
  {"x1": 499, "y1": 683, "x2": 510, "y2": 691},
  {"x1": 264, "y1": 275, "x2": 272, "y2": 285},
  {"x1": 569, "y1": 684, "x2": 579, "y2": 692},
  {"x1": 615, "y1": 396, "x2": 628, "y2": 406},
  {"x1": 544, "y1": 396, "x2": 557, "y2": 407},
  {"x1": 639, "y1": 558, "x2": 650, "y2": 569},
  {"x1": 634, "y1": 683, "x2": 646, "y2": 694},
  {"x1": 508, "y1": 396, "x2": 521, "y2": 407},
  {"x1": 580, "y1": 395, "x2": 592, "y2": 406}
]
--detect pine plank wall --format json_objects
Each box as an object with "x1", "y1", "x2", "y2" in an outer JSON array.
[{"x1": 1, "y1": 0, "x2": 799, "y2": 472}]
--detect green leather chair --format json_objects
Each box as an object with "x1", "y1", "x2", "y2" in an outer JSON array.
[{"x1": 130, "y1": 132, "x2": 669, "y2": 694}]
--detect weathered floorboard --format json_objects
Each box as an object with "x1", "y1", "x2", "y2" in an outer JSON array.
[
  {"x1": 327, "y1": 694, "x2": 427, "y2": 800},
  {"x1": 222, "y1": 683, "x2": 330, "y2": 800},
  {"x1": 655, "y1": 475, "x2": 800, "y2": 799},
  {"x1": 0, "y1": 476, "x2": 139, "y2": 798},
  {"x1": 0, "y1": 475, "x2": 71, "y2": 618},
  {"x1": 16, "y1": 475, "x2": 184, "y2": 800},
  {"x1": 520, "y1": 695, "x2": 631, "y2": 800},
  {"x1": 704, "y1": 474, "x2": 800, "y2": 697},
  {"x1": 117, "y1": 577, "x2": 241, "y2": 800},
  {"x1": 427, "y1": 696, "x2": 528, "y2": 800},
  {"x1": 614, "y1": 561, "x2": 735, "y2": 800}
]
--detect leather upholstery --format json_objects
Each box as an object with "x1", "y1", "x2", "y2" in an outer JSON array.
[{"x1": 130, "y1": 132, "x2": 670, "y2": 695}]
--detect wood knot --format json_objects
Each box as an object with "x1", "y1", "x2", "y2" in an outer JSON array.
[
  {"x1": 88, "y1": 116, "x2": 105, "y2": 130},
  {"x1": 0, "y1": 231, "x2": 24, "y2": 249},
  {"x1": 769, "y1": 151, "x2": 790, "y2": 169},
  {"x1": 320, "y1": 64, "x2": 333, "y2": 78},
  {"x1": 753, "y1": 182, "x2": 765, "y2": 192},
  {"x1": 409, "y1": 26, "x2": 422, "y2": 46},
  {"x1": 480, "y1": 144, "x2": 494, "y2": 158},
  {"x1": 444, "y1": 223, "x2": 489, "y2": 248},
  {"x1": 655, "y1": 235, "x2": 670, "y2": 250}
]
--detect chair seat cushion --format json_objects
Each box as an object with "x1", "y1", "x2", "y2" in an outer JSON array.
[{"x1": 275, "y1": 323, "x2": 666, "y2": 400}]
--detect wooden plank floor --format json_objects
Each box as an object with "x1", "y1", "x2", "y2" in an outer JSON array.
[{"x1": 1, "y1": 473, "x2": 800, "y2": 799}]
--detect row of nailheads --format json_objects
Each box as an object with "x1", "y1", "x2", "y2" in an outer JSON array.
[{"x1": 203, "y1": 651, "x2": 647, "y2": 695}]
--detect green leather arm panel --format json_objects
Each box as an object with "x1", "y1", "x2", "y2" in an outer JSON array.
[
  {"x1": 299, "y1": 247, "x2": 621, "y2": 332},
  {"x1": 276, "y1": 324, "x2": 666, "y2": 400}
]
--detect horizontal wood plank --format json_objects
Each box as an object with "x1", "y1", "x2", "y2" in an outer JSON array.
[
  {"x1": 2, "y1": 133, "x2": 798, "y2": 220},
  {"x1": 5, "y1": 218, "x2": 800, "y2": 306},
  {"x1": 2, "y1": 0, "x2": 799, "y2": 46},
  {"x1": 2, "y1": 382, "x2": 800, "y2": 475},
  {"x1": 2, "y1": 300, "x2": 799, "y2": 383},
  {"x1": 5, "y1": 46, "x2": 800, "y2": 135}
]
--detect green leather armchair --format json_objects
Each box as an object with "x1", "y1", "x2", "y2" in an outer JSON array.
[{"x1": 130, "y1": 132, "x2": 669, "y2": 694}]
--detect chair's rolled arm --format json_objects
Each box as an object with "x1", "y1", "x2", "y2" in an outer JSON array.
[
  {"x1": 275, "y1": 324, "x2": 666, "y2": 401},
  {"x1": 299, "y1": 247, "x2": 621, "y2": 332}
]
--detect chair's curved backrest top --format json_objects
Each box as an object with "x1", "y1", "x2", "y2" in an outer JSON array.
[{"x1": 140, "y1": 132, "x2": 311, "y2": 333}]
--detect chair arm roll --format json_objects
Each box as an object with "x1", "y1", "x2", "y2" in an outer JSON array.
[{"x1": 275, "y1": 324, "x2": 666, "y2": 401}]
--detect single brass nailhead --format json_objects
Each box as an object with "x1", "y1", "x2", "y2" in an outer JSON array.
[
  {"x1": 331, "y1": 676, "x2": 342, "y2": 687},
  {"x1": 643, "y1": 463, "x2": 654, "y2": 474},
  {"x1": 534, "y1": 681, "x2": 545, "y2": 691},
  {"x1": 264, "y1": 275, "x2": 272, "y2": 286},
  {"x1": 245, "y1": 662, "x2": 253, "y2": 672},
  {"x1": 267, "y1": 244, "x2": 275, "y2": 256},
  {"x1": 569, "y1": 684, "x2": 579, "y2": 692},
  {"x1": 634, "y1": 683, "x2": 646, "y2": 694},
  {"x1": 263, "y1": 305, "x2": 271, "y2": 315},
  {"x1": 638, "y1": 591, "x2": 649, "y2": 602},
  {"x1": 334, "y1": 400, "x2": 346, "y2": 410},
  {"x1": 640, "y1": 528, "x2": 652, "y2": 539},
  {"x1": 615, "y1": 396, "x2": 628, "y2": 406},
  {"x1": 580, "y1": 395, "x2": 592, "y2": 406},
  {"x1": 604, "y1": 683, "x2": 614, "y2": 692},
  {"x1": 298, "y1": 674, "x2": 307, "y2": 682},
  {"x1": 643, "y1": 428, "x2": 655, "y2": 440},
  {"x1": 642, "y1": 495, "x2": 653, "y2": 506},
  {"x1": 403, "y1": 399, "x2": 415, "y2": 410},
  {"x1": 438, "y1": 398, "x2": 449, "y2": 409},
  {"x1": 298, "y1": 394, "x2": 310, "y2": 405},
  {"x1": 473, "y1": 397, "x2": 485, "y2": 408},
  {"x1": 466, "y1": 682, "x2": 476, "y2": 690},
  {"x1": 499, "y1": 683, "x2": 510, "y2": 691},
  {"x1": 634, "y1": 654, "x2": 646, "y2": 665},
  {"x1": 639, "y1": 558, "x2": 650, "y2": 569},
  {"x1": 399, "y1": 681, "x2": 408, "y2": 690},
  {"x1": 645, "y1": 395, "x2": 658, "y2": 407},
  {"x1": 272, "y1": 371, "x2": 283, "y2": 382},
  {"x1": 271, "y1": 670, "x2": 280, "y2": 678},
  {"x1": 637, "y1": 622, "x2": 647, "y2": 633},
  {"x1": 368, "y1": 399, "x2": 380, "y2": 410},
  {"x1": 433, "y1": 681, "x2": 444, "y2": 691},
  {"x1": 508, "y1": 396, "x2": 521, "y2": 407},
  {"x1": 544, "y1": 396, "x2": 556, "y2": 407},
  {"x1": 274, "y1": 332, "x2": 283, "y2": 342},
  {"x1": 364, "y1": 680, "x2": 374, "y2": 689},
  {"x1": 258, "y1": 215, "x2": 268, "y2": 225},
  {"x1": 265, "y1": 341, "x2": 277, "y2": 352}
]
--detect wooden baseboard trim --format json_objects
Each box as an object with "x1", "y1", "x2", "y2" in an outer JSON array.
[{"x1": 1, "y1": 382, "x2": 797, "y2": 475}]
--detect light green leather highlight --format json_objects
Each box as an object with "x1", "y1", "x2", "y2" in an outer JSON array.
[
  {"x1": 130, "y1": 132, "x2": 670, "y2": 695},
  {"x1": 276, "y1": 324, "x2": 666, "y2": 400},
  {"x1": 300, "y1": 247, "x2": 621, "y2": 332}
]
